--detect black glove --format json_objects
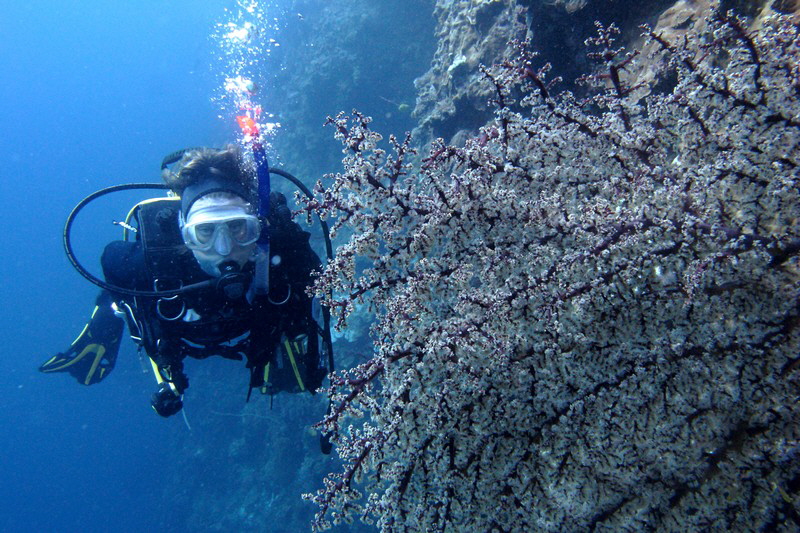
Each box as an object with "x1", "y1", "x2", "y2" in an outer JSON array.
[{"x1": 151, "y1": 382, "x2": 183, "y2": 417}]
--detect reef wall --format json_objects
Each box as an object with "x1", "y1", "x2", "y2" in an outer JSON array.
[
  {"x1": 411, "y1": 0, "x2": 797, "y2": 146},
  {"x1": 268, "y1": 0, "x2": 436, "y2": 186}
]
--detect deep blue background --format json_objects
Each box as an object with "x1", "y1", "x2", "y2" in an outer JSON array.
[
  {"x1": 0, "y1": 1, "x2": 436, "y2": 530},
  {"x1": 0, "y1": 2, "x2": 240, "y2": 531}
]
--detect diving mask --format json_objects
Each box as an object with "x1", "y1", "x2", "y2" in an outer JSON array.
[
  {"x1": 181, "y1": 195, "x2": 261, "y2": 254},
  {"x1": 182, "y1": 212, "x2": 260, "y2": 253}
]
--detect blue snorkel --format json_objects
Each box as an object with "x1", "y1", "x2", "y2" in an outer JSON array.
[
  {"x1": 227, "y1": 49, "x2": 273, "y2": 295},
  {"x1": 251, "y1": 139, "x2": 271, "y2": 296},
  {"x1": 237, "y1": 113, "x2": 272, "y2": 297}
]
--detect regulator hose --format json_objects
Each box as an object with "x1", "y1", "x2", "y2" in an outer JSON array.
[{"x1": 64, "y1": 171, "x2": 334, "y2": 301}]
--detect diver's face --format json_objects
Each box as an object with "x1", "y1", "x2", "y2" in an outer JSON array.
[{"x1": 182, "y1": 193, "x2": 260, "y2": 277}]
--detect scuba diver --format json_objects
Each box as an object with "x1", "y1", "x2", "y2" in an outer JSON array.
[{"x1": 39, "y1": 145, "x2": 333, "y2": 423}]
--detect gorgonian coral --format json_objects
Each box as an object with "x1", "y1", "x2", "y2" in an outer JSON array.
[{"x1": 304, "y1": 10, "x2": 800, "y2": 532}]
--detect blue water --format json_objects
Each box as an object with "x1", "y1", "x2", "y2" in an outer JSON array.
[
  {"x1": 0, "y1": 2, "x2": 251, "y2": 531},
  {"x1": 0, "y1": 1, "x2": 434, "y2": 530}
]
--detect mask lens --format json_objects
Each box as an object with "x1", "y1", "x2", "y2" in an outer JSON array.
[
  {"x1": 194, "y1": 223, "x2": 217, "y2": 244},
  {"x1": 227, "y1": 219, "x2": 249, "y2": 243},
  {"x1": 183, "y1": 215, "x2": 259, "y2": 251}
]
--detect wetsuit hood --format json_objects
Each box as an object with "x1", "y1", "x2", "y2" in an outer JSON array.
[{"x1": 180, "y1": 176, "x2": 253, "y2": 218}]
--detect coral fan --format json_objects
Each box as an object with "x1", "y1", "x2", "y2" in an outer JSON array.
[{"x1": 305, "y1": 9, "x2": 800, "y2": 532}]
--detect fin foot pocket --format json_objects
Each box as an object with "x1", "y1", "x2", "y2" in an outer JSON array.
[{"x1": 39, "y1": 294, "x2": 124, "y2": 385}]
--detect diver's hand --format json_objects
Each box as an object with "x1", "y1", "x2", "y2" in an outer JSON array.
[{"x1": 151, "y1": 382, "x2": 183, "y2": 417}]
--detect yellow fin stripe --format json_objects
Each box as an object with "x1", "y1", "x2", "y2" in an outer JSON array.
[
  {"x1": 69, "y1": 306, "x2": 99, "y2": 346},
  {"x1": 284, "y1": 340, "x2": 305, "y2": 392},
  {"x1": 44, "y1": 343, "x2": 103, "y2": 372},
  {"x1": 261, "y1": 362, "x2": 271, "y2": 394},
  {"x1": 83, "y1": 345, "x2": 106, "y2": 385}
]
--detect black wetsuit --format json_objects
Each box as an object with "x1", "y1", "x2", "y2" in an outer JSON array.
[{"x1": 100, "y1": 192, "x2": 326, "y2": 395}]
